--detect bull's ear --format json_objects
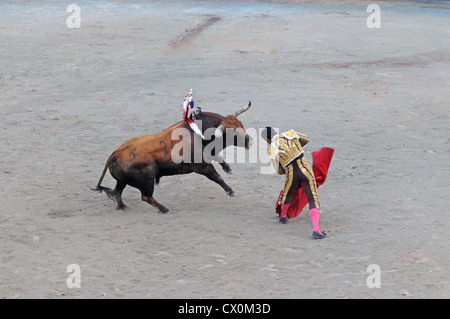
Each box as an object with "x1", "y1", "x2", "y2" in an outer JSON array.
[{"x1": 215, "y1": 124, "x2": 224, "y2": 138}]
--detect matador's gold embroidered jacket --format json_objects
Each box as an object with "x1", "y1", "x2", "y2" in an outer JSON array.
[{"x1": 267, "y1": 129, "x2": 310, "y2": 174}]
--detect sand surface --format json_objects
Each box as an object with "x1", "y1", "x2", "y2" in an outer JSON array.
[{"x1": 1, "y1": 0, "x2": 449, "y2": 299}]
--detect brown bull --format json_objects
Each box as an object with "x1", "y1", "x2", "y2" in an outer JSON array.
[{"x1": 93, "y1": 102, "x2": 252, "y2": 213}]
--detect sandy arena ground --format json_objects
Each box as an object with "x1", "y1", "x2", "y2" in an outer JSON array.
[{"x1": 0, "y1": 0, "x2": 449, "y2": 299}]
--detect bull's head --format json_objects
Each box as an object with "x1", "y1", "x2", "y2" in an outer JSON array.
[{"x1": 214, "y1": 101, "x2": 253, "y2": 149}]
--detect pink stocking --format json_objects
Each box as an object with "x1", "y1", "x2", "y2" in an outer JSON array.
[
  {"x1": 280, "y1": 204, "x2": 289, "y2": 218},
  {"x1": 310, "y1": 208, "x2": 322, "y2": 233}
]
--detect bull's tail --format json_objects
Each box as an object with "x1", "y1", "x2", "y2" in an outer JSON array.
[
  {"x1": 92, "y1": 185, "x2": 118, "y2": 202},
  {"x1": 91, "y1": 156, "x2": 114, "y2": 198}
]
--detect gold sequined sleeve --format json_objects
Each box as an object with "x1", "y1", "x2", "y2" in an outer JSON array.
[
  {"x1": 296, "y1": 132, "x2": 309, "y2": 146},
  {"x1": 271, "y1": 159, "x2": 285, "y2": 175}
]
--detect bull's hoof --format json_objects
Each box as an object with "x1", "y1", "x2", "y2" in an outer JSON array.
[
  {"x1": 223, "y1": 167, "x2": 233, "y2": 175},
  {"x1": 159, "y1": 207, "x2": 169, "y2": 214},
  {"x1": 227, "y1": 190, "x2": 237, "y2": 197}
]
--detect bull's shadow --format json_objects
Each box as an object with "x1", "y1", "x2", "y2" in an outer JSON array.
[{"x1": 93, "y1": 102, "x2": 252, "y2": 213}]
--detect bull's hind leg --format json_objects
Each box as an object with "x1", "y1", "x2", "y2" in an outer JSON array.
[
  {"x1": 139, "y1": 180, "x2": 170, "y2": 214},
  {"x1": 114, "y1": 181, "x2": 127, "y2": 210}
]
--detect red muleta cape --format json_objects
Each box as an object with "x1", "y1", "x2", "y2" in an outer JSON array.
[{"x1": 275, "y1": 147, "x2": 334, "y2": 219}]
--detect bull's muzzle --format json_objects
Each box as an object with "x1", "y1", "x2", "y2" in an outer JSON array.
[{"x1": 245, "y1": 135, "x2": 253, "y2": 149}]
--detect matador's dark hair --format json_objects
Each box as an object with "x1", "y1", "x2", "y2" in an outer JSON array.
[{"x1": 261, "y1": 126, "x2": 276, "y2": 141}]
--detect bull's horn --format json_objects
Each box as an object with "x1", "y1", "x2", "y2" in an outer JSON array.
[
  {"x1": 234, "y1": 101, "x2": 251, "y2": 117},
  {"x1": 215, "y1": 124, "x2": 224, "y2": 138}
]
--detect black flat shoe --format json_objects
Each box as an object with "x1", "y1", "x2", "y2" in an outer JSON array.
[
  {"x1": 279, "y1": 217, "x2": 288, "y2": 224},
  {"x1": 312, "y1": 231, "x2": 327, "y2": 239}
]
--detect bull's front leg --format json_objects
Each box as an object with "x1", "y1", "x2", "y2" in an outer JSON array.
[
  {"x1": 194, "y1": 163, "x2": 236, "y2": 197},
  {"x1": 213, "y1": 154, "x2": 232, "y2": 174}
]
